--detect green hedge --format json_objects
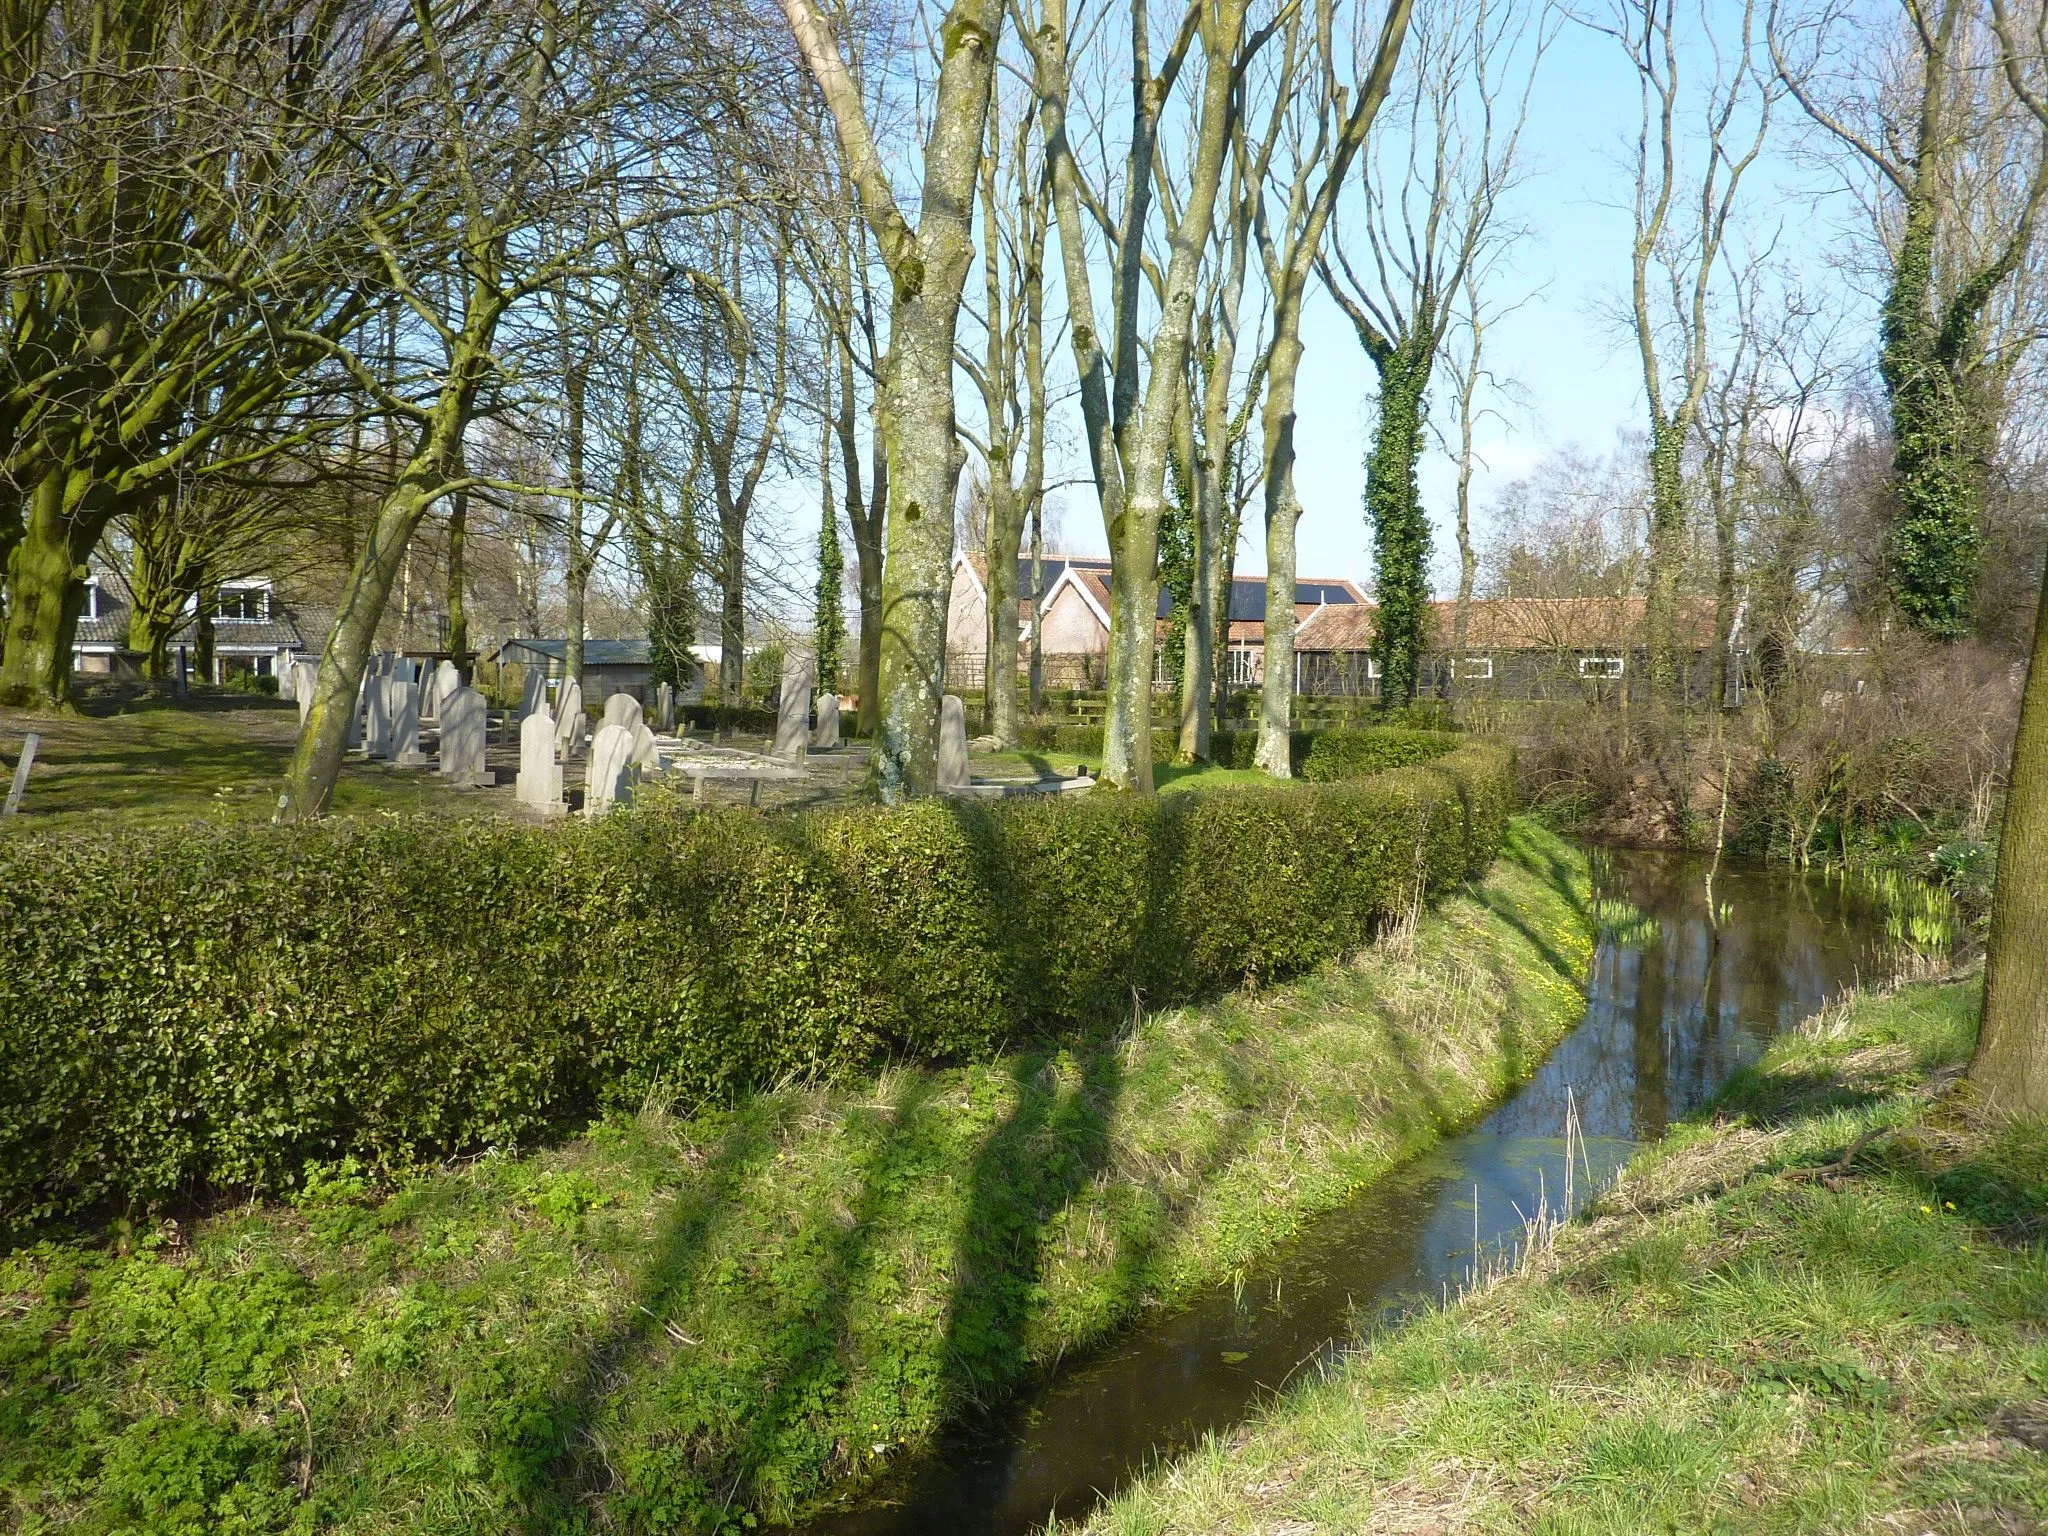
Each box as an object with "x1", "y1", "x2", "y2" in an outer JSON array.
[
  {"x1": 1014, "y1": 722, "x2": 1460, "y2": 778},
  {"x1": 0, "y1": 743, "x2": 1511, "y2": 1225},
  {"x1": 679, "y1": 702, "x2": 778, "y2": 733}
]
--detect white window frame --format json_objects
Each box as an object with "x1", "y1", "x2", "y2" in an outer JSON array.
[
  {"x1": 1578, "y1": 654, "x2": 1625, "y2": 679},
  {"x1": 81, "y1": 581, "x2": 101, "y2": 620},
  {"x1": 1460, "y1": 654, "x2": 1492, "y2": 681},
  {"x1": 215, "y1": 587, "x2": 269, "y2": 623},
  {"x1": 1366, "y1": 655, "x2": 1382, "y2": 679}
]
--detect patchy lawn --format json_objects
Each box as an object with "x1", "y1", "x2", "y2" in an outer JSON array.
[
  {"x1": 0, "y1": 694, "x2": 511, "y2": 832},
  {"x1": 1077, "y1": 971, "x2": 2048, "y2": 1536}
]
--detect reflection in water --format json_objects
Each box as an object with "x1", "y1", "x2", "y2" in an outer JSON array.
[{"x1": 800, "y1": 850, "x2": 1918, "y2": 1536}]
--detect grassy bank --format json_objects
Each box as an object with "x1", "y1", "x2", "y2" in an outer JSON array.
[
  {"x1": 1079, "y1": 972, "x2": 2048, "y2": 1536},
  {"x1": 1, "y1": 818, "x2": 1593, "y2": 1535}
]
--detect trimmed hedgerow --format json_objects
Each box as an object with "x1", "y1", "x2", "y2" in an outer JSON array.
[
  {"x1": 0, "y1": 743, "x2": 1510, "y2": 1224},
  {"x1": 1014, "y1": 722, "x2": 1460, "y2": 777}
]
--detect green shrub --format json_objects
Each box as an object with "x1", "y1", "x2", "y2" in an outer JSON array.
[
  {"x1": 1013, "y1": 722, "x2": 1460, "y2": 777},
  {"x1": 0, "y1": 744, "x2": 1511, "y2": 1225},
  {"x1": 679, "y1": 702, "x2": 777, "y2": 733}
]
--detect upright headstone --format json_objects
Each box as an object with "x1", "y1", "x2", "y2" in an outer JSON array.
[
  {"x1": 426, "y1": 659, "x2": 461, "y2": 721},
  {"x1": 292, "y1": 660, "x2": 319, "y2": 727},
  {"x1": 518, "y1": 666, "x2": 547, "y2": 721},
  {"x1": 937, "y1": 694, "x2": 970, "y2": 789},
  {"x1": 390, "y1": 677, "x2": 428, "y2": 767},
  {"x1": 771, "y1": 655, "x2": 813, "y2": 762},
  {"x1": 655, "y1": 681, "x2": 676, "y2": 734},
  {"x1": 364, "y1": 672, "x2": 395, "y2": 758},
  {"x1": 812, "y1": 692, "x2": 841, "y2": 749},
  {"x1": 3, "y1": 733, "x2": 39, "y2": 816},
  {"x1": 585, "y1": 721, "x2": 639, "y2": 818},
  {"x1": 554, "y1": 677, "x2": 585, "y2": 762},
  {"x1": 516, "y1": 709, "x2": 564, "y2": 816},
  {"x1": 602, "y1": 691, "x2": 642, "y2": 732},
  {"x1": 438, "y1": 686, "x2": 494, "y2": 786}
]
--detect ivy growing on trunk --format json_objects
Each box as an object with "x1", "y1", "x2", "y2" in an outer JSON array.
[{"x1": 1366, "y1": 357, "x2": 1432, "y2": 708}]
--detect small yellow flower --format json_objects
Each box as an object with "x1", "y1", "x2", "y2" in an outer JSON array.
[
  {"x1": 1919, "y1": 1205, "x2": 1933, "y2": 1214},
  {"x1": 1944, "y1": 1201, "x2": 1956, "y2": 1210}
]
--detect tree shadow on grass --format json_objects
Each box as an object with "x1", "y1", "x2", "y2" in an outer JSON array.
[{"x1": 511, "y1": 1072, "x2": 967, "y2": 1533}]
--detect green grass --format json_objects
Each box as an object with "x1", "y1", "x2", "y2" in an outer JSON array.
[
  {"x1": 1076, "y1": 971, "x2": 2048, "y2": 1536},
  {"x1": 0, "y1": 818, "x2": 1596, "y2": 1534},
  {"x1": 0, "y1": 695, "x2": 504, "y2": 832}
]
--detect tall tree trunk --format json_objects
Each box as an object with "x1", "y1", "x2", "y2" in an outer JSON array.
[
  {"x1": 718, "y1": 495, "x2": 746, "y2": 705},
  {"x1": 280, "y1": 297, "x2": 495, "y2": 820},
  {"x1": 194, "y1": 587, "x2": 218, "y2": 685},
  {"x1": 984, "y1": 472, "x2": 1022, "y2": 740},
  {"x1": 446, "y1": 442, "x2": 470, "y2": 676},
  {"x1": 1366, "y1": 350, "x2": 1432, "y2": 709},
  {"x1": 780, "y1": 0, "x2": 997, "y2": 796},
  {"x1": 1097, "y1": 1, "x2": 1249, "y2": 792},
  {"x1": 0, "y1": 464, "x2": 100, "y2": 707},
  {"x1": 872, "y1": 313, "x2": 965, "y2": 796},
  {"x1": 1973, "y1": 560, "x2": 2048, "y2": 1115},
  {"x1": 1028, "y1": 495, "x2": 1044, "y2": 712},
  {"x1": 562, "y1": 359, "x2": 589, "y2": 687},
  {"x1": 1254, "y1": 320, "x2": 1306, "y2": 774},
  {"x1": 1180, "y1": 431, "x2": 1219, "y2": 762},
  {"x1": 1642, "y1": 414, "x2": 1687, "y2": 698},
  {"x1": 815, "y1": 413, "x2": 845, "y2": 697}
]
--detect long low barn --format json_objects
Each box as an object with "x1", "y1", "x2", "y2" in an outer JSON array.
[{"x1": 947, "y1": 554, "x2": 1734, "y2": 702}]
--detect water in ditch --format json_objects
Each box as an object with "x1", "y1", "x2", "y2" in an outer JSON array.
[{"x1": 799, "y1": 848, "x2": 1943, "y2": 1536}]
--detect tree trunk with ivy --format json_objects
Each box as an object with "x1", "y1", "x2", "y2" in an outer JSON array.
[
  {"x1": 1365, "y1": 349, "x2": 1432, "y2": 710},
  {"x1": 1973, "y1": 558, "x2": 2048, "y2": 1116},
  {"x1": 1641, "y1": 415, "x2": 1687, "y2": 698},
  {"x1": 1880, "y1": 194, "x2": 1990, "y2": 640},
  {"x1": 814, "y1": 415, "x2": 845, "y2": 697}
]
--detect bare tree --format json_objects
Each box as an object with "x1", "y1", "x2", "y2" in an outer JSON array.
[
  {"x1": 281, "y1": 0, "x2": 726, "y2": 818},
  {"x1": 958, "y1": 86, "x2": 1049, "y2": 744},
  {"x1": 779, "y1": 0, "x2": 1001, "y2": 799},
  {"x1": 1594, "y1": 0, "x2": 1779, "y2": 704},
  {"x1": 1020, "y1": 0, "x2": 1268, "y2": 790}
]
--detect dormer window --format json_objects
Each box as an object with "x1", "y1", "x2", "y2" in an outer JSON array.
[
  {"x1": 215, "y1": 587, "x2": 269, "y2": 622},
  {"x1": 81, "y1": 581, "x2": 102, "y2": 620}
]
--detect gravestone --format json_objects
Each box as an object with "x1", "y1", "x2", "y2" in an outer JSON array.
[
  {"x1": 812, "y1": 692, "x2": 840, "y2": 750},
  {"x1": 3, "y1": 733, "x2": 39, "y2": 816},
  {"x1": 426, "y1": 659, "x2": 462, "y2": 721},
  {"x1": 291, "y1": 660, "x2": 319, "y2": 727},
  {"x1": 602, "y1": 691, "x2": 642, "y2": 732},
  {"x1": 771, "y1": 655, "x2": 812, "y2": 762},
  {"x1": 389, "y1": 677, "x2": 427, "y2": 767},
  {"x1": 655, "y1": 681, "x2": 675, "y2": 734},
  {"x1": 438, "y1": 686, "x2": 494, "y2": 786},
  {"x1": 585, "y1": 721, "x2": 640, "y2": 818},
  {"x1": 516, "y1": 709, "x2": 564, "y2": 816},
  {"x1": 518, "y1": 666, "x2": 547, "y2": 721},
  {"x1": 937, "y1": 694, "x2": 970, "y2": 789},
  {"x1": 363, "y1": 672, "x2": 394, "y2": 757},
  {"x1": 554, "y1": 677, "x2": 585, "y2": 762}
]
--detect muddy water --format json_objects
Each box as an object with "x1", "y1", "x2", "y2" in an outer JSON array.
[{"x1": 801, "y1": 850, "x2": 1922, "y2": 1536}]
